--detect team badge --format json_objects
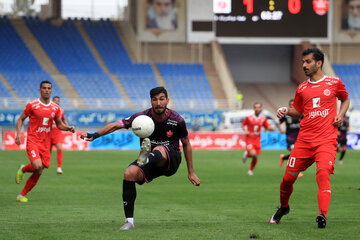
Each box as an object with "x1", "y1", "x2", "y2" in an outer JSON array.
[
  {"x1": 51, "y1": 112, "x2": 55, "y2": 118},
  {"x1": 323, "y1": 89, "x2": 330, "y2": 96},
  {"x1": 312, "y1": 98, "x2": 320, "y2": 108},
  {"x1": 166, "y1": 130, "x2": 173, "y2": 137}
]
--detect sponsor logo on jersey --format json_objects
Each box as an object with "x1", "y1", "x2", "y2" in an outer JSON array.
[
  {"x1": 166, "y1": 130, "x2": 173, "y2": 137},
  {"x1": 323, "y1": 89, "x2": 331, "y2": 96},
  {"x1": 312, "y1": 97, "x2": 320, "y2": 108},
  {"x1": 300, "y1": 85, "x2": 308, "y2": 91},
  {"x1": 51, "y1": 112, "x2": 55, "y2": 118},
  {"x1": 36, "y1": 127, "x2": 51, "y2": 133},
  {"x1": 311, "y1": 85, "x2": 320, "y2": 88},
  {"x1": 308, "y1": 109, "x2": 330, "y2": 119},
  {"x1": 167, "y1": 119, "x2": 177, "y2": 126},
  {"x1": 326, "y1": 82, "x2": 333, "y2": 86}
]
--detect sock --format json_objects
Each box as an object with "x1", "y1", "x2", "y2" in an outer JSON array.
[
  {"x1": 22, "y1": 163, "x2": 35, "y2": 173},
  {"x1": 280, "y1": 171, "x2": 297, "y2": 208},
  {"x1": 147, "y1": 150, "x2": 163, "y2": 165},
  {"x1": 126, "y1": 218, "x2": 134, "y2": 225},
  {"x1": 316, "y1": 168, "x2": 331, "y2": 217},
  {"x1": 122, "y1": 180, "x2": 136, "y2": 218},
  {"x1": 249, "y1": 157, "x2": 258, "y2": 171},
  {"x1": 283, "y1": 154, "x2": 290, "y2": 160},
  {"x1": 57, "y1": 150, "x2": 63, "y2": 168},
  {"x1": 339, "y1": 151, "x2": 345, "y2": 161},
  {"x1": 20, "y1": 173, "x2": 40, "y2": 196}
]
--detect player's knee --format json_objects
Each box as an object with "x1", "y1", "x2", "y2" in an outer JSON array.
[{"x1": 124, "y1": 166, "x2": 143, "y2": 182}]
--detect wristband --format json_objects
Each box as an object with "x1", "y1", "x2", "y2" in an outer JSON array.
[
  {"x1": 277, "y1": 107, "x2": 288, "y2": 115},
  {"x1": 87, "y1": 132, "x2": 100, "y2": 140}
]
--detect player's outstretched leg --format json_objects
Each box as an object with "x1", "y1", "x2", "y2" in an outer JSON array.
[
  {"x1": 269, "y1": 206, "x2": 290, "y2": 224},
  {"x1": 137, "y1": 138, "x2": 151, "y2": 167},
  {"x1": 57, "y1": 150, "x2": 63, "y2": 174},
  {"x1": 279, "y1": 154, "x2": 285, "y2": 167},
  {"x1": 242, "y1": 151, "x2": 247, "y2": 163}
]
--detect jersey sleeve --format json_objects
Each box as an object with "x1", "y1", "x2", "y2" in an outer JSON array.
[
  {"x1": 263, "y1": 117, "x2": 270, "y2": 129},
  {"x1": 23, "y1": 103, "x2": 32, "y2": 116},
  {"x1": 242, "y1": 116, "x2": 248, "y2": 127},
  {"x1": 55, "y1": 107, "x2": 61, "y2": 119},
  {"x1": 335, "y1": 79, "x2": 349, "y2": 101},
  {"x1": 121, "y1": 111, "x2": 145, "y2": 129},
  {"x1": 177, "y1": 116, "x2": 189, "y2": 139},
  {"x1": 61, "y1": 109, "x2": 66, "y2": 121},
  {"x1": 292, "y1": 89, "x2": 303, "y2": 113}
]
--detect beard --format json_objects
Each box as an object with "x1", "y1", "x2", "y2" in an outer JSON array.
[{"x1": 348, "y1": 14, "x2": 360, "y2": 30}]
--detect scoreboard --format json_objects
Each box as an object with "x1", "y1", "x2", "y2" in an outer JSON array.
[{"x1": 214, "y1": 0, "x2": 330, "y2": 41}]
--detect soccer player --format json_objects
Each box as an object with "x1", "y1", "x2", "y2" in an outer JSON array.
[
  {"x1": 337, "y1": 116, "x2": 349, "y2": 164},
  {"x1": 80, "y1": 86, "x2": 200, "y2": 230},
  {"x1": 15, "y1": 81, "x2": 75, "y2": 202},
  {"x1": 269, "y1": 48, "x2": 350, "y2": 228},
  {"x1": 50, "y1": 96, "x2": 68, "y2": 174},
  {"x1": 241, "y1": 102, "x2": 274, "y2": 176}
]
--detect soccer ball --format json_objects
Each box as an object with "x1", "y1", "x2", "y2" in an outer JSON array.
[{"x1": 131, "y1": 115, "x2": 155, "y2": 138}]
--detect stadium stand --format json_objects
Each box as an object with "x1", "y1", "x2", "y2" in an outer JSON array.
[
  {"x1": 333, "y1": 63, "x2": 360, "y2": 109},
  {"x1": 0, "y1": 16, "x2": 69, "y2": 108},
  {"x1": 24, "y1": 17, "x2": 125, "y2": 108},
  {"x1": 82, "y1": 19, "x2": 157, "y2": 109},
  {"x1": 157, "y1": 63, "x2": 216, "y2": 109}
]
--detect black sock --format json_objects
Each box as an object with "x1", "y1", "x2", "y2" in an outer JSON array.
[
  {"x1": 283, "y1": 154, "x2": 290, "y2": 160},
  {"x1": 122, "y1": 180, "x2": 136, "y2": 218},
  {"x1": 339, "y1": 151, "x2": 346, "y2": 161},
  {"x1": 148, "y1": 150, "x2": 163, "y2": 165}
]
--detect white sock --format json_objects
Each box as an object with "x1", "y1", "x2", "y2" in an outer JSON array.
[{"x1": 126, "y1": 218, "x2": 134, "y2": 225}]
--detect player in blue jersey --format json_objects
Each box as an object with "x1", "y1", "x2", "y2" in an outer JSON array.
[{"x1": 80, "y1": 86, "x2": 200, "y2": 230}]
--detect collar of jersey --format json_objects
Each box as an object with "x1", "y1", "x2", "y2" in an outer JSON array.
[
  {"x1": 37, "y1": 98, "x2": 52, "y2": 107},
  {"x1": 307, "y1": 75, "x2": 326, "y2": 84}
]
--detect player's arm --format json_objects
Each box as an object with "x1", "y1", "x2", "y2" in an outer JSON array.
[
  {"x1": 241, "y1": 120, "x2": 249, "y2": 135},
  {"x1": 80, "y1": 121, "x2": 123, "y2": 141},
  {"x1": 277, "y1": 107, "x2": 302, "y2": 119},
  {"x1": 54, "y1": 117, "x2": 75, "y2": 133},
  {"x1": 277, "y1": 122, "x2": 285, "y2": 134},
  {"x1": 15, "y1": 113, "x2": 28, "y2": 145},
  {"x1": 334, "y1": 97, "x2": 350, "y2": 126},
  {"x1": 181, "y1": 137, "x2": 200, "y2": 186}
]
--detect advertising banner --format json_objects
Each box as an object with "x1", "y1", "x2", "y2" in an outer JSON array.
[{"x1": 3, "y1": 132, "x2": 88, "y2": 150}]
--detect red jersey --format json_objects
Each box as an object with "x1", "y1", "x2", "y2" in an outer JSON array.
[
  {"x1": 24, "y1": 99, "x2": 61, "y2": 148},
  {"x1": 242, "y1": 114, "x2": 270, "y2": 141},
  {"x1": 51, "y1": 107, "x2": 65, "y2": 136},
  {"x1": 293, "y1": 76, "x2": 348, "y2": 142}
]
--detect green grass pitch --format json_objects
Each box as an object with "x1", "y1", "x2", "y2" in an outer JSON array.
[{"x1": 1, "y1": 149, "x2": 359, "y2": 239}]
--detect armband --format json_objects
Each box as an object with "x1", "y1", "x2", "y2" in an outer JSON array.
[
  {"x1": 87, "y1": 132, "x2": 100, "y2": 140},
  {"x1": 277, "y1": 107, "x2": 288, "y2": 115}
]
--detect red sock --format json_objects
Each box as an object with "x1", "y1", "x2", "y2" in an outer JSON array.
[
  {"x1": 249, "y1": 157, "x2": 258, "y2": 171},
  {"x1": 57, "y1": 150, "x2": 63, "y2": 168},
  {"x1": 22, "y1": 163, "x2": 35, "y2": 173},
  {"x1": 20, "y1": 173, "x2": 40, "y2": 197},
  {"x1": 316, "y1": 168, "x2": 331, "y2": 217},
  {"x1": 280, "y1": 171, "x2": 297, "y2": 208}
]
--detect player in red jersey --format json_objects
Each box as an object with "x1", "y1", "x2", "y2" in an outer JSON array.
[
  {"x1": 50, "y1": 96, "x2": 68, "y2": 174},
  {"x1": 269, "y1": 48, "x2": 350, "y2": 228},
  {"x1": 242, "y1": 102, "x2": 275, "y2": 176},
  {"x1": 15, "y1": 81, "x2": 75, "y2": 202}
]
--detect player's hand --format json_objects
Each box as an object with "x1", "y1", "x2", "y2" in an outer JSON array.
[
  {"x1": 15, "y1": 133, "x2": 23, "y2": 146},
  {"x1": 277, "y1": 107, "x2": 288, "y2": 118},
  {"x1": 68, "y1": 126, "x2": 75, "y2": 133},
  {"x1": 80, "y1": 132, "x2": 92, "y2": 141},
  {"x1": 188, "y1": 172, "x2": 200, "y2": 186},
  {"x1": 333, "y1": 115, "x2": 342, "y2": 127}
]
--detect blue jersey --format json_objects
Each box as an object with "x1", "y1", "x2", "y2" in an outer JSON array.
[{"x1": 121, "y1": 108, "x2": 188, "y2": 152}]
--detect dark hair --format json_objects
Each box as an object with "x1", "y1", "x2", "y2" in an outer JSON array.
[
  {"x1": 150, "y1": 86, "x2": 168, "y2": 98},
  {"x1": 53, "y1": 96, "x2": 60, "y2": 100},
  {"x1": 149, "y1": 0, "x2": 176, "y2": 5},
  {"x1": 302, "y1": 48, "x2": 324, "y2": 68},
  {"x1": 40, "y1": 80, "x2": 52, "y2": 89},
  {"x1": 253, "y1": 102, "x2": 262, "y2": 107},
  {"x1": 289, "y1": 99, "x2": 294, "y2": 105}
]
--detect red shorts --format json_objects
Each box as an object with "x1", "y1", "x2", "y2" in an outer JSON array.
[
  {"x1": 26, "y1": 142, "x2": 51, "y2": 168},
  {"x1": 286, "y1": 139, "x2": 337, "y2": 174},
  {"x1": 50, "y1": 132, "x2": 64, "y2": 145},
  {"x1": 246, "y1": 139, "x2": 261, "y2": 155}
]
